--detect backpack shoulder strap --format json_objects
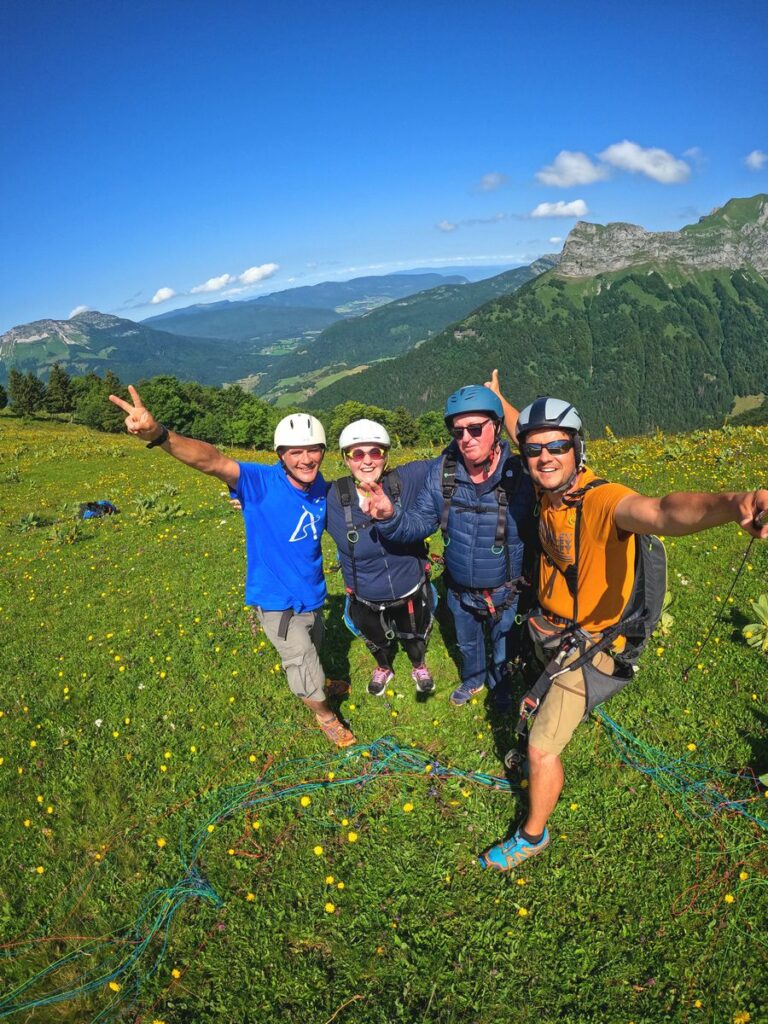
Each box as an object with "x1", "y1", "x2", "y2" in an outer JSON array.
[
  {"x1": 439, "y1": 449, "x2": 459, "y2": 537},
  {"x1": 385, "y1": 467, "x2": 402, "y2": 503},
  {"x1": 334, "y1": 476, "x2": 360, "y2": 593},
  {"x1": 559, "y1": 479, "x2": 609, "y2": 624}
]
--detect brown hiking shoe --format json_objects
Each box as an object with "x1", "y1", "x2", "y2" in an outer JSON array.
[{"x1": 315, "y1": 713, "x2": 356, "y2": 748}]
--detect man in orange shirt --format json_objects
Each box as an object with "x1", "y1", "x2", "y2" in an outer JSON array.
[{"x1": 480, "y1": 395, "x2": 768, "y2": 872}]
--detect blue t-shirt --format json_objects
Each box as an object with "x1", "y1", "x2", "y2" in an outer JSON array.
[{"x1": 236, "y1": 461, "x2": 327, "y2": 612}]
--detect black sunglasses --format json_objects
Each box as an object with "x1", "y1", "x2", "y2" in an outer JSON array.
[
  {"x1": 521, "y1": 439, "x2": 574, "y2": 457},
  {"x1": 450, "y1": 418, "x2": 492, "y2": 440}
]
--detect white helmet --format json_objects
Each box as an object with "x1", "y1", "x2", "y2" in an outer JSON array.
[
  {"x1": 273, "y1": 414, "x2": 327, "y2": 451},
  {"x1": 338, "y1": 419, "x2": 391, "y2": 452}
]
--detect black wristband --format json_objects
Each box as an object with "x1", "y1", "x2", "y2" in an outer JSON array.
[{"x1": 146, "y1": 425, "x2": 169, "y2": 449}]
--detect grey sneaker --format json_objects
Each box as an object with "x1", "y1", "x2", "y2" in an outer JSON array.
[
  {"x1": 411, "y1": 665, "x2": 435, "y2": 694},
  {"x1": 368, "y1": 666, "x2": 394, "y2": 697}
]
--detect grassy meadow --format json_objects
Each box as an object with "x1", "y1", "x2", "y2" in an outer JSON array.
[{"x1": 0, "y1": 413, "x2": 767, "y2": 1024}]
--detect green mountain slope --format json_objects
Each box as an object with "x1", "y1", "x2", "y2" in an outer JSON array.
[
  {"x1": 0, "y1": 311, "x2": 268, "y2": 387},
  {"x1": 256, "y1": 257, "x2": 557, "y2": 402},
  {"x1": 296, "y1": 257, "x2": 557, "y2": 372},
  {"x1": 141, "y1": 304, "x2": 342, "y2": 345},
  {"x1": 308, "y1": 265, "x2": 768, "y2": 435},
  {"x1": 141, "y1": 273, "x2": 466, "y2": 344}
]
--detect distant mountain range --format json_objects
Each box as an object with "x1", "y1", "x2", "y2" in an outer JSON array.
[
  {"x1": 141, "y1": 272, "x2": 466, "y2": 342},
  {"x1": 257, "y1": 257, "x2": 558, "y2": 402},
  {"x1": 309, "y1": 195, "x2": 768, "y2": 434},
  {"x1": 0, "y1": 311, "x2": 269, "y2": 386},
  {"x1": 0, "y1": 265, "x2": 545, "y2": 390},
  {"x1": 4, "y1": 197, "x2": 767, "y2": 436}
]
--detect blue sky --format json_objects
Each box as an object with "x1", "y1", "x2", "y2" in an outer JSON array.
[{"x1": 1, "y1": 0, "x2": 766, "y2": 332}]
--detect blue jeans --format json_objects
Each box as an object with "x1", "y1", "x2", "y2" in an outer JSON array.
[{"x1": 446, "y1": 587, "x2": 520, "y2": 692}]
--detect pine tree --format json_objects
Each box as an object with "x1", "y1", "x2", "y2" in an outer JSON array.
[
  {"x1": 0, "y1": 383, "x2": 7, "y2": 410},
  {"x1": 44, "y1": 363, "x2": 74, "y2": 413},
  {"x1": 9, "y1": 369, "x2": 46, "y2": 415}
]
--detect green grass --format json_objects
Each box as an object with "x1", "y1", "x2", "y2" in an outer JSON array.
[{"x1": 1, "y1": 415, "x2": 767, "y2": 1023}]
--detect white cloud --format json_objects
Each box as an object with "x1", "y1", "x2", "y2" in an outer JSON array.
[
  {"x1": 150, "y1": 286, "x2": 176, "y2": 305},
  {"x1": 548, "y1": 236, "x2": 563, "y2": 244},
  {"x1": 745, "y1": 149, "x2": 767, "y2": 170},
  {"x1": 599, "y1": 140, "x2": 690, "y2": 183},
  {"x1": 536, "y1": 151, "x2": 609, "y2": 187},
  {"x1": 436, "y1": 219, "x2": 457, "y2": 232},
  {"x1": 238, "y1": 262, "x2": 279, "y2": 285},
  {"x1": 191, "y1": 273, "x2": 234, "y2": 294},
  {"x1": 69, "y1": 304, "x2": 90, "y2": 318},
  {"x1": 476, "y1": 171, "x2": 508, "y2": 192},
  {"x1": 530, "y1": 200, "x2": 588, "y2": 218}
]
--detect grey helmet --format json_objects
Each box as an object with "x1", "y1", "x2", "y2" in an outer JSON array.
[{"x1": 517, "y1": 396, "x2": 586, "y2": 470}]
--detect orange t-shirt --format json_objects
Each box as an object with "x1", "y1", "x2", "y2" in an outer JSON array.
[{"x1": 538, "y1": 468, "x2": 637, "y2": 634}]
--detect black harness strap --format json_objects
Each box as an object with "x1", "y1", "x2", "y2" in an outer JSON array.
[
  {"x1": 277, "y1": 608, "x2": 294, "y2": 641},
  {"x1": 335, "y1": 468, "x2": 403, "y2": 597},
  {"x1": 541, "y1": 478, "x2": 608, "y2": 627},
  {"x1": 439, "y1": 447, "x2": 522, "y2": 583},
  {"x1": 516, "y1": 479, "x2": 632, "y2": 736}
]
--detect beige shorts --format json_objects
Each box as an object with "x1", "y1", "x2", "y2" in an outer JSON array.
[
  {"x1": 528, "y1": 648, "x2": 616, "y2": 757},
  {"x1": 256, "y1": 608, "x2": 326, "y2": 703}
]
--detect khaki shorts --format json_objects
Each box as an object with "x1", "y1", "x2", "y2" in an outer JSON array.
[
  {"x1": 256, "y1": 608, "x2": 326, "y2": 703},
  {"x1": 528, "y1": 648, "x2": 616, "y2": 757}
]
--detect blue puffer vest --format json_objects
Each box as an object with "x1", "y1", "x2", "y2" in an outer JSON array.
[{"x1": 379, "y1": 441, "x2": 535, "y2": 591}]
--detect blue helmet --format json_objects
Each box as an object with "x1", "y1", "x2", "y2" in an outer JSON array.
[{"x1": 443, "y1": 385, "x2": 503, "y2": 427}]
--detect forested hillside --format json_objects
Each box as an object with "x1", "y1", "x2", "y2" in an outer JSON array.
[{"x1": 310, "y1": 266, "x2": 768, "y2": 435}]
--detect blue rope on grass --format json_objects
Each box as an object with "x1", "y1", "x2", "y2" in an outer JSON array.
[{"x1": 0, "y1": 729, "x2": 764, "y2": 1021}]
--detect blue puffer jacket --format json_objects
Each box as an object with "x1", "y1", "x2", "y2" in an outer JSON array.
[
  {"x1": 378, "y1": 441, "x2": 535, "y2": 592},
  {"x1": 326, "y1": 459, "x2": 436, "y2": 603}
]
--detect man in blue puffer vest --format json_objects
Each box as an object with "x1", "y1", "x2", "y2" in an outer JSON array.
[{"x1": 363, "y1": 385, "x2": 536, "y2": 707}]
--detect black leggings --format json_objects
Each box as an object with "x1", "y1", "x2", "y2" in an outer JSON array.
[{"x1": 346, "y1": 587, "x2": 433, "y2": 670}]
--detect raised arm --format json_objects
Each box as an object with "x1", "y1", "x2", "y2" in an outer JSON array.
[
  {"x1": 109, "y1": 385, "x2": 240, "y2": 489},
  {"x1": 485, "y1": 368, "x2": 520, "y2": 440},
  {"x1": 614, "y1": 488, "x2": 768, "y2": 539}
]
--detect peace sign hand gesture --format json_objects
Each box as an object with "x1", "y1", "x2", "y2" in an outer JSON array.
[
  {"x1": 108, "y1": 385, "x2": 161, "y2": 441},
  {"x1": 360, "y1": 480, "x2": 395, "y2": 521}
]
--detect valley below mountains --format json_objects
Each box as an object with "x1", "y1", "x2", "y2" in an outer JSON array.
[{"x1": 2, "y1": 195, "x2": 767, "y2": 436}]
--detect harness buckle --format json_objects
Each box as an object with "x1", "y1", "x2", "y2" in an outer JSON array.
[
  {"x1": 347, "y1": 529, "x2": 359, "y2": 544},
  {"x1": 518, "y1": 695, "x2": 540, "y2": 722}
]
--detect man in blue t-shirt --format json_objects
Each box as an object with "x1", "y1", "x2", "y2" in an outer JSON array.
[{"x1": 109, "y1": 385, "x2": 355, "y2": 748}]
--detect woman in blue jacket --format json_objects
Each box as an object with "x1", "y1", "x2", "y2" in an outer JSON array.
[{"x1": 326, "y1": 419, "x2": 438, "y2": 697}]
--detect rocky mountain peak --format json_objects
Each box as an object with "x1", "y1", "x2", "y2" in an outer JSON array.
[{"x1": 558, "y1": 194, "x2": 768, "y2": 277}]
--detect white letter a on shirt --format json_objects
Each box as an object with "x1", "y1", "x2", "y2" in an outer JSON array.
[{"x1": 289, "y1": 509, "x2": 319, "y2": 542}]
